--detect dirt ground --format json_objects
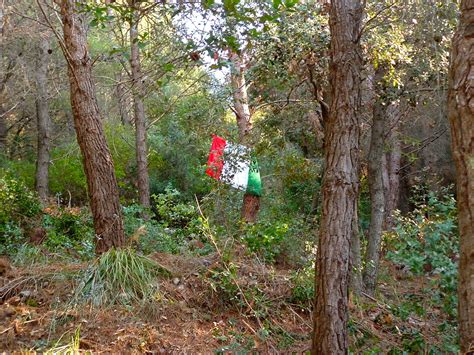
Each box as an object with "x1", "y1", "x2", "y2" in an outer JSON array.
[
  {"x1": 0, "y1": 254, "x2": 454, "y2": 353},
  {"x1": 0, "y1": 253, "x2": 311, "y2": 353}
]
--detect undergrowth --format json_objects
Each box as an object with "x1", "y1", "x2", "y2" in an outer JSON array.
[{"x1": 73, "y1": 248, "x2": 169, "y2": 306}]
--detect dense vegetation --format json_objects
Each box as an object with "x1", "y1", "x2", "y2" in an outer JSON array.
[{"x1": 0, "y1": 0, "x2": 471, "y2": 353}]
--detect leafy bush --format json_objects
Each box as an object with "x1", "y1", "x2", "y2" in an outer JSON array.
[
  {"x1": 385, "y1": 186, "x2": 458, "y2": 318},
  {"x1": 49, "y1": 145, "x2": 88, "y2": 204},
  {"x1": 242, "y1": 221, "x2": 289, "y2": 262},
  {"x1": 0, "y1": 222, "x2": 23, "y2": 255},
  {"x1": 0, "y1": 176, "x2": 41, "y2": 224},
  {"x1": 0, "y1": 177, "x2": 41, "y2": 255},
  {"x1": 42, "y1": 207, "x2": 92, "y2": 241},
  {"x1": 289, "y1": 263, "x2": 315, "y2": 308},
  {"x1": 152, "y1": 185, "x2": 198, "y2": 229},
  {"x1": 123, "y1": 204, "x2": 188, "y2": 254}
]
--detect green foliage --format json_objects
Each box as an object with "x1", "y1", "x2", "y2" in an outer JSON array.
[
  {"x1": 242, "y1": 220, "x2": 288, "y2": 262},
  {"x1": 0, "y1": 222, "x2": 23, "y2": 255},
  {"x1": 153, "y1": 185, "x2": 197, "y2": 229},
  {"x1": 0, "y1": 177, "x2": 41, "y2": 255},
  {"x1": 273, "y1": 147, "x2": 321, "y2": 213},
  {"x1": 123, "y1": 204, "x2": 188, "y2": 255},
  {"x1": 289, "y1": 263, "x2": 314, "y2": 308},
  {"x1": 74, "y1": 248, "x2": 167, "y2": 306},
  {"x1": 49, "y1": 144, "x2": 87, "y2": 204},
  {"x1": 208, "y1": 262, "x2": 241, "y2": 306},
  {"x1": 0, "y1": 176, "x2": 41, "y2": 224},
  {"x1": 386, "y1": 186, "x2": 458, "y2": 318},
  {"x1": 42, "y1": 208, "x2": 92, "y2": 241}
]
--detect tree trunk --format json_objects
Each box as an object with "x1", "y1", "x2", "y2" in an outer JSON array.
[
  {"x1": 229, "y1": 52, "x2": 260, "y2": 223},
  {"x1": 0, "y1": 2, "x2": 7, "y2": 154},
  {"x1": 115, "y1": 71, "x2": 131, "y2": 126},
  {"x1": 312, "y1": 0, "x2": 364, "y2": 353},
  {"x1": 59, "y1": 0, "x2": 125, "y2": 254},
  {"x1": 35, "y1": 36, "x2": 52, "y2": 203},
  {"x1": 129, "y1": 2, "x2": 150, "y2": 209},
  {"x1": 383, "y1": 102, "x2": 401, "y2": 229},
  {"x1": 363, "y1": 65, "x2": 387, "y2": 295},
  {"x1": 349, "y1": 208, "x2": 363, "y2": 295},
  {"x1": 447, "y1": 1, "x2": 474, "y2": 351}
]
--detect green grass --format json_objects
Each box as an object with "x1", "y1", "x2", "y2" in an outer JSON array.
[{"x1": 74, "y1": 248, "x2": 170, "y2": 306}]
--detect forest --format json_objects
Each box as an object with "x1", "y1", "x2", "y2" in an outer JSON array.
[{"x1": 0, "y1": 0, "x2": 473, "y2": 353}]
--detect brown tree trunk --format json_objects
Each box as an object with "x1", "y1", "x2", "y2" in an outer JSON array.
[
  {"x1": 447, "y1": 1, "x2": 474, "y2": 351},
  {"x1": 59, "y1": 0, "x2": 125, "y2": 253},
  {"x1": 115, "y1": 71, "x2": 131, "y2": 126},
  {"x1": 349, "y1": 208, "x2": 363, "y2": 295},
  {"x1": 0, "y1": 2, "x2": 8, "y2": 154},
  {"x1": 363, "y1": 65, "x2": 387, "y2": 295},
  {"x1": 229, "y1": 51, "x2": 260, "y2": 223},
  {"x1": 35, "y1": 36, "x2": 51, "y2": 203},
  {"x1": 241, "y1": 193, "x2": 260, "y2": 223},
  {"x1": 312, "y1": 0, "x2": 364, "y2": 353},
  {"x1": 129, "y1": 1, "x2": 150, "y2": 209},
  {"x1": 383, "y1": 103, "x2": 401, "y2": 229}
]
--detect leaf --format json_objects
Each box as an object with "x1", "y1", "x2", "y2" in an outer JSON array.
[
  {"x1": 163, "y1": 63, "x2": 175, "y2": 72},
  {"x1": 224, "y1": 35, "x2": 239, "y2": 52},
  {"x1": 202, "y1": 0, "x2": 215, "y2": 9},
  {"x1": 223, "y1": 0, "x2": 239, "y2": 13},
  {"x1": 284, "y1": 0, "x2": 299, "y2": 8}
]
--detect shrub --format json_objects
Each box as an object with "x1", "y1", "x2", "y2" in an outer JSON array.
[
  {"x1": 0, "y1": 176, "x2": 41, "y2": 224},
  {"x1": 152, "y1": 185, "x2": 198, "y2": 229},
  {"x1": 0, "y1": 177, "x2": 41, "y2": 255},
  {"x1": 123, "y1": 204, "x2": 188, "y2": 254},
  {"x1": 385, "y1": 186, "x2": 458, "y2": 318},
  {"x1": 42, "y1": 207, "x2": 92, "y2": 241},
  {"x1": 289, "y1": 263, "x2": 315, "y2": 308},
  {"x1": 0, "y1": 222, "x2": 23, "y2": 255},
  {"x1": 242, "y1": 221, "x2": 289, "y2": 262}
]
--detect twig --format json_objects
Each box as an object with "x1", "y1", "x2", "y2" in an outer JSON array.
[
  {"x1": 0, "y1": 326, "x2": 13, "y2": 335},
  {"x1": 194, "y1": 196, "x2": 266, "y2": 332}
]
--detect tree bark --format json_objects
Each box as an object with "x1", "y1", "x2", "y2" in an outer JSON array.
[
  {"x1": 229, "y1": 52, "x2": 260, "y2": 223},
  {"x1": 447, "y1": 1, "x2": 474, "y2": 351},
  {"x1": 0, "y1": 1, "x2": 8, "y2": 154},
  {"x1": 383, "y1": 102, "x2": 401, "y2": 229},
  {"x1": 363, "y1": 65, "x2": 387, "y2": 295},
  {"x1": 59, "y1": 0, "x2": 125, "y2": 253},
  {"x1": 115, "y1": 71, "x2": 131, "y2": 126},
  {"x1": 35, "y1": 36, "x2": 52, "y2": 203},
  {"x1": 230, "y1": 52, "x2": 252, "y2": 143},
  {"x1": 129, "y1": 1, "x2": 150, "y2": 209},
  {"x1": 349, "y1": 208, "x2": 363, "y2": 295},
  {"x1": 312, "y1": 0, "x2": 364, "y2": 353}
]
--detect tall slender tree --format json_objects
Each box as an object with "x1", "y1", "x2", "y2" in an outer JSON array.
[
  {"x1": 447, "y1": 0, "x2": 474, "y2": 351},
  {"x1": 35, "y1": 36, "x2": 52, "y2": 203},
  {"x1": 128, "y1": 0, "x2": 150, "y2": 209},
  {"x1": 57, "y1": 0, "x2": 126, "y2": 253},
  {"x1": 363, "y1": 64, "x2": 388, "y2": 294},
  {"x1": 229, "y1": 51, "x2": 260, "y2": 223},
  {"x1": 115, "y1": 71, "x2": 131, "y2": 126},
  {"x1": 312, "y1": 0, "x2": 364, "y2": 352},
  {"x1": 0, "y1": 0, "x2": 9, "y2": 153}
]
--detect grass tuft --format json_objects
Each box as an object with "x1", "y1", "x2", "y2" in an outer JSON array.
[
  {"x1": 74, "y1": 247, "x2": 169, "y2": 306},
  {"x1": 46, "y1": 326, "x2": 83, "y2": 354}
]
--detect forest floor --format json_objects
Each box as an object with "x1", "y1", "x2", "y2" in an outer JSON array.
[{"x1": 0, "y1": 251, "x2": 456, "y2": 353}]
